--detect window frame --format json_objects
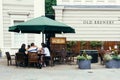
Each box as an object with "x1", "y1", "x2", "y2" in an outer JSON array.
[{"x1": 10, "y1": 15, "x2": 28, "y2": 48}]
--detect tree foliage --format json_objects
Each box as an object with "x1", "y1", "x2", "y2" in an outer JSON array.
[{"x1": 45, "y1": 0, "x2": 56, "y2": 15}]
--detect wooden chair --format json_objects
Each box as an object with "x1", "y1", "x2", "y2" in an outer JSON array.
[
  {"x1": 66, "y1": 51, "x2": 75, "y2": 64},
  {"x1": 60, "y1": 48, "x2": 67, "y2": 63},
  {"x1": 5, "y1": 52, "x2": 15, "y2": 66},
  {"x1": 15, "y1": 52, "x2": 26, "y2": 67},
  {"x1": 49, "y1": 52, "x2": 54, "y2": 66},
  {"x1": 28, "y1": 52, "x2": 42, "y2": 68},
  {"x1": 51, "y1": 50, "x2": 65, "y2": 64},
  {"x1": 51, "y1": 50, "x2": 61, "y2": 64}
]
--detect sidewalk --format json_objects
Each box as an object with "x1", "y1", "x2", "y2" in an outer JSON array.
[{"x1": 0, "y1": 58, "x2": 120, "y2": 80}]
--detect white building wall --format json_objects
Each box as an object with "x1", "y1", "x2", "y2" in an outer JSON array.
[
  {"x1": 57, "y1": 0, "x2": 120, "y2": 5},
  {"x1": 34, "y1": 0, "x2": 45, "y2": 17},
  {"x1": 53, "y1": 6, "x2": 120, "y2": 41},
  {"x1": 34, "y1": 0, "x2": 45, "y2": 48},
  {"x1": 2, "y1": 0, "x2": 35, "y2": 55},
  {"x1": 0, "y1": 0, "x2": 3, "y2": 50}
]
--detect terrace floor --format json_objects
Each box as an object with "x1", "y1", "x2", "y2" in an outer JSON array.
[{"x1": 0, "y1": 57, "x2": 120, "y2": 80}]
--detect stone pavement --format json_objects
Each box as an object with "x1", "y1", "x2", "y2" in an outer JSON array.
[{"x1": 0, "y1": 58, "x2": 120, "y2": 80}]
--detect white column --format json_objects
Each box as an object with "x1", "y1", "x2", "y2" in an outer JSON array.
[
  {"x1": 53, "y1": 6, "x2": 64, "y2": 22},
  {"x1": 0, "y1": 0, "x2": 3, "y2": 49},
  {"x1": 34, "y1": 0, "x2": 45, "y2": 47},
  {"x1": 57, "y1": 0, "x2": 62, "y2": 5}
]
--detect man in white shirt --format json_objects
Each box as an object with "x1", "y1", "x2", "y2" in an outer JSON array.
[
  {"x1": 28, "y1": 43, "x2": 38, "y2": 52},
  {"x1": 41, "y1": 43, "x2": 51, "y2": 66}
]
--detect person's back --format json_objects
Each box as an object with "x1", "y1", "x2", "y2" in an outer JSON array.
[
  {"x1": 28, "y1": 43, "x2": 38, "y2": 53},
  {"x1": 19, "y1": 48, "x2": 26, "y2": 53},
  {"x1": 28, "y1": 47, "x2": 38, "y2": 52},
  {"x1": 43, "y1": 47, "x2": 50, "y2": 56},
  {"x1": 41, "y1": 43, "x2": 51, "y2": 66},
  {"x1": 18, "y1": 44, "x2": 26, "y2": 54},
  {"x1": 18, "y1": 43, "x2": 28, "y2": 66}
]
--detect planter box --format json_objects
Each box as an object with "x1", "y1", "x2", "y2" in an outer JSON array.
[
  {"x1": 117, "y1": 60, "x2": 120, "y2": 68},
  {"x1": 80, "y1": 50, "x2": 98, "y2": 63},
  {"x1": 105, "y1": 60, "x2": 118, "y2": 68},
  {"x1": 78, "y1": 60, "x2": 91, "y2": 69},
  {"x1": 0, "y1": 52, "x2": 1, "y2": 58}
]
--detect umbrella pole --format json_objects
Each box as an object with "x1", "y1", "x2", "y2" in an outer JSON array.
[{"x1": 42, "y1": 33, "x2": 44, "y2": 43}]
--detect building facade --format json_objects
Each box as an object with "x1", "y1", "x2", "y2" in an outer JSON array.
[
  {"x1": 53, "y1": 0, "x2": 120, "y2": 41},
  {"x1": 57, "y1": 0, "x2": 120, "y2": 5},
  {"x1": 0, "y1": 0, "x2": 45, "y2": 56},
  {"x1": 1, "y1": 0, "x2": 120, "y2": 56}
]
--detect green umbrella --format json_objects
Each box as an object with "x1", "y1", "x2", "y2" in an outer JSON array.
[
  {"x1": 9, "y1": 16, "x2": 75, "y2": 33},
  {"x1": 8, "y1": 16, "x2": 75, "y2": 42}
]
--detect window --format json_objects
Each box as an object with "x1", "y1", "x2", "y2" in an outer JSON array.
[{"x1": 11, "y1": 20, "x2": 27, "y2": 48}]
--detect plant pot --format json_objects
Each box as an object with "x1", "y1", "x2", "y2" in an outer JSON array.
[
  {"x1": 105, "y1": 60, "x2": 118, "y2": 68},
  {"x1": 78, "y1": 60, "x2": 91, "y2": 69},
  {"x1": 117, "y1": 60, "x2": 120, "y2": 68},
  {"x1": 0, "y1": 52, "x2": 1, "y2": 58}
]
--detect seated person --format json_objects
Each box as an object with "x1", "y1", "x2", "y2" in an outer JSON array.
[
  {"x1": 26, "y1": 45, "x2": 30, "y2": 50},
  {"x1": 28, "y1": 43, "x2": 38, "y2": 53},
  {"x1": 41, "y1": 43, "x2": 51, "y2": 66},
  {"x1": 18, "y1": 43, "x2": 28, "y2": 66},
  {"x1": 18, "y1": 43, "x2": 26, "y2": 54}
]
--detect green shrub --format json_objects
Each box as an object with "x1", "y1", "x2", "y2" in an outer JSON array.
[{"x1": 77, "y1": 50, "x2": 92, "y2": 60}]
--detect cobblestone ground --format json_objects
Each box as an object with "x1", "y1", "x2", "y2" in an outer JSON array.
[{"x1": 0, "y1": 57, "x2": 120, "y2": 80}]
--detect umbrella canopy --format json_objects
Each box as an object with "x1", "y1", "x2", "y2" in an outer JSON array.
[{"x1": 9, "y1": 16, "x2": 75, "y2": 34}]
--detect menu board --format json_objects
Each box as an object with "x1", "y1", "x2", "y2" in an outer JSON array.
[{"x1": 51, "y1": 37, "x2": 66, "y2": 44}]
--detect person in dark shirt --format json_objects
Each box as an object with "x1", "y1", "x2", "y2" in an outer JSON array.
[
  {"x1": 18, "y1": 43, "x2": 28, "y2": 66},
  {"x1": 19, "y1": 44, "x2": 26, "y2": 54}
]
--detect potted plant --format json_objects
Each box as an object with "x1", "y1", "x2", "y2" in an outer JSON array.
[
  {"x1": 77, "y1": 50, "x2": 92, "y2": 69},
  {"x1": 104, "y1": 53, "x2": 117, "y2": 68},
  {"x1": 117, "y1": 55, "x2": 120, "y2": 68},
  {"x1": 104, "y1": 50, "x2": 120, "y2": 68}
]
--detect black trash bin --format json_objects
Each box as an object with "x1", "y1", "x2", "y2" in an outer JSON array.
[{"x1": 80, "y1": 50, "x2": 98, "y2": 63}]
